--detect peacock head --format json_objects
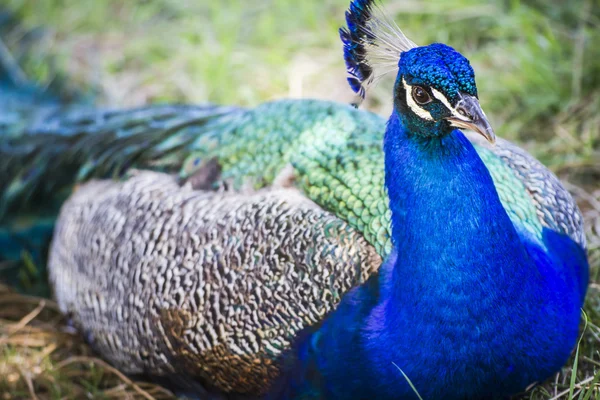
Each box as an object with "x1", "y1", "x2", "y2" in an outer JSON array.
[{"x1": 340, "y1": 0, "x2": 495, "y2": 142}]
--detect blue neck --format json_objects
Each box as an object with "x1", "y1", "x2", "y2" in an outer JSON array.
[
  {"x1": 271, "y1": 111, "x2": 578, "y2": 400},
  {"x1": 383, "y1": 112, "x2": 531, "y2": 301}
]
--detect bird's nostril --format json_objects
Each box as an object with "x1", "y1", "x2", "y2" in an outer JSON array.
[{"x1": 457, "y1": 107, "x2": 470, "y2": 118}]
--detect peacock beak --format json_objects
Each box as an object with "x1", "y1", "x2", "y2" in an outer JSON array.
[{"x1": 445, "y1": 95, "x2": 496, "y2": 144}]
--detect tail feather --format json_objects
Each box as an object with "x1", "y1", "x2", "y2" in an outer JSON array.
[
  {"x1": 0, "y1": 8, "x2": 242, "y2": 221},
  {"x1": 0, "y1": 103, "x2": 241, "y2": 292},
  {"x1": 0, "y1": 104, "x2": 241, "y2": 222},
  {"x1": 0, "y1": 8, "x2": 244, "y2": 289}
]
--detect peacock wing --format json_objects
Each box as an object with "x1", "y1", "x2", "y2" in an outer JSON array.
[
  {"x1": 472, "y1": 136, "x2": 586, "y2": 249},
  {"x1": 48, "y1": 170, "x2": 381, "y2": 395},
  {"x1": 180, "y1": 100, "x2": 392, "y2": 256}
]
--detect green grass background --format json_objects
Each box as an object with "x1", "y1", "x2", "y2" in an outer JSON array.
[
  {"x1": 5, "y1": 0, "x2": 599, "y2": 168},
  {"x1": 1, "y1": 0, "x2": 599, "y2": 398}
]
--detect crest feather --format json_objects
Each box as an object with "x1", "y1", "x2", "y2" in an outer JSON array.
[{"x1": 339, "y1": 0, "x2": 417, "y2": 101}]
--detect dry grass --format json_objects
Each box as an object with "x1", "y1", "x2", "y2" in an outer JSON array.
[{"x1": 0, "y1": 284, "x2": 175, "y2": 400}]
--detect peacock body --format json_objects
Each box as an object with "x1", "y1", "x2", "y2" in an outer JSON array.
[{"x1": 0, "y1": 0, "x2": 589, "y2": 399}]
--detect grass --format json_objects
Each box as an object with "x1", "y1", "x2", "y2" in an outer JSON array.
[
  {"x1": 0, "y1": 284, "x2": 175, "y2": 399},
  {"x1": 1, "y1": 0, "x2": 599, "y2": 398}
]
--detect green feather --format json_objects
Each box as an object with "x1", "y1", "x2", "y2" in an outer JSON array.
[{"x1": 1, "y1": 99, "x2": 582, "y2": 261}]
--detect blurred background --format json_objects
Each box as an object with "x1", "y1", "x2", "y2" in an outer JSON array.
[{"x1": 0, "y1": 0, "x2": 599, "y2": 398}]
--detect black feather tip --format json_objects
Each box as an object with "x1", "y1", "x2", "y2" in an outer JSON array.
[{"x1": 339, "y1": 0, "x2": 378, "y2": 99}]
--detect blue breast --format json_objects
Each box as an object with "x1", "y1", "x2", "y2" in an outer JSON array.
[{"x1": 271, "y1": 113, "x2": 587, "y2": 400}]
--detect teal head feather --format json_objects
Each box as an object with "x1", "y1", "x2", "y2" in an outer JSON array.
[{"x1": 394, "y1": 43, "x2": 493, "y2": 140}]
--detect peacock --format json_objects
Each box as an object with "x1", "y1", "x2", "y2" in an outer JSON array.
[{"x1": 0, "y1": 0, "x2": 589, "y2": 399}]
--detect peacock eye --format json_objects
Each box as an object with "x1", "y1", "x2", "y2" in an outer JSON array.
[{"x1": 412, "y1": 86, "x2": 432, "y2": 105}]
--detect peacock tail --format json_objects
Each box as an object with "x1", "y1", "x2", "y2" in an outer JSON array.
[{"x1": 1, "y1": 99, "x2": 585, "y2": 259}]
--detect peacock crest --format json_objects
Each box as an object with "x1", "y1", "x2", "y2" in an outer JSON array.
[{"x1": 340, "y1": 0, "x2": 417, "y2": 101}]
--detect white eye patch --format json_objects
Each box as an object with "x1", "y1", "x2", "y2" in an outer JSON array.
[
  {"x1": 402, "y1": 78, "x2": 434, "y2": 121},
  {"x1": 402, "y1": 79, "x2": 474, "y2": 122}
]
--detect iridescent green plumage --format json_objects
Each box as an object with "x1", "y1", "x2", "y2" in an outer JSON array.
[
  {"x1": 1, "y1": 99, "x2": 584, "y2": 265},
  {"x1": 182, "y1": 101, "x2": 392, "y2": 254}
]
